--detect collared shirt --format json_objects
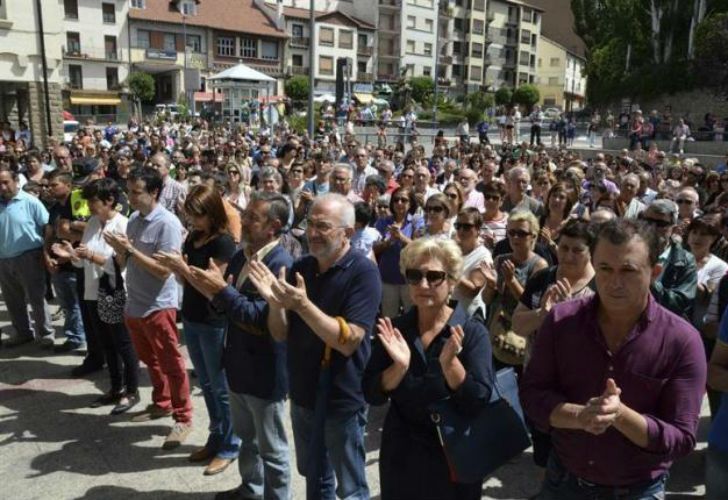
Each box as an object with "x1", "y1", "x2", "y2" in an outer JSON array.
[
  {"x1": 236, "y1": 238, "x2": 280, "y2": 288},
  {"x1": 158, "y1": 176, "x2": 186, "y2": 216},
  {"x1": 287, "y1": 248, "x2": 382, "y2": 413},
  {"x1": 463, "y1": 189, "x2": 486, "y2": 213},
  {"x1": 125, "y1": 204, "x2": 183, "y2": 318},
  {"x1": 0, "y1": 189, "x2": 48, "y2": 259},
  {"x1": 352, "y1": 165, "x2": 377, "y2": 194},
  {"x1": 521, "y1": 294, "x2": 706, "y2": 486}
]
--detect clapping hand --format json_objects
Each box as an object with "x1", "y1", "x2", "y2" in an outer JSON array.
[
  {"x1": 440, "y1": 325, "x2": 465, "y2": 367},
  {"x1": 103, "y1": 231, "x2": 133, "y2": 255},
  {"x1": 51, "y1": 241, "x2": 78, "y2": 261},
  {"x1": 248, "y1": 261, "x2": 309, "y2": 312},
  {"x1": 540, "y1": 278, "x2": 572, "y2": 313},
  {"x1": 578, "y1": 378, "x2": 622, "y2": 435},
  {"x1": 477, "y1": 261, "x2": 498, "y2": 289},
  {"x1": 377, "y1": 317, "x2": 410, "y2": 370},
  {"x1": 501, "y1": 258, "x2": 516, "y2": 283},
  {"x1": 187, "y1": 258, "x2": 232, "y2": 299},
  {"x1": 75, "y1": 243, "x2": 92, "y2": 260},
  {"x1": 153, "y1": 251, "x2": 190, "y2": 275}
]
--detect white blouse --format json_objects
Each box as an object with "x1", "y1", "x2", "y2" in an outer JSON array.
[{"x1": 76, "y1": 212, "x2": 128, "y2": 301}]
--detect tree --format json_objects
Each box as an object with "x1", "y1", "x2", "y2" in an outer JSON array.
[
  {"x1": 409, "y1": 76, "x2": 435, "y2": 104},
  {"x1": 127, "y1": 72, "x2": 155, "y2": 119},
  {"x1": 694, "y1": 12, "x2": 728, "y2": 92},
  {"x1": 285, "y1": 75, "x2": 310, "y2": 102},
  {"x1": 494, "y1": 87, "x2": 512, "y2": 106},
  {"x1": 512, "y1": 84, "x2": 540, "y2": 112},
  {"x1": 466, "y1": 91, "x2": 495, "y2": 111}
]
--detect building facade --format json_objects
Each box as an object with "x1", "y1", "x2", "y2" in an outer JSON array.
[
  {"x1": 535, "y1": 36, "x2": 586, "y2": 110},
  {"x1": 0, "y1": 0, "x2": 64, "y2": 146},
  {"x1": 61, "y1": 0, "x2": 131, "y2": 123}
]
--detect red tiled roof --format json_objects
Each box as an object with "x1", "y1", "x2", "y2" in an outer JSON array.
[{"x1": 129, "y1": 0, "x2": 287, "y2": 38}]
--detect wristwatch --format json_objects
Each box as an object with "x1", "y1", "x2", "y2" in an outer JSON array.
[{"x1": 125, "y1": 246, "x2": 135, "y2": 258}]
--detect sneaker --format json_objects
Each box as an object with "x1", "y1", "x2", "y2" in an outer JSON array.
[
  {"x1": 3, "y1": 335, "x2": 34, "y2": 348},
  {"x1": 214, "y1": 487, "x2": 244, "y2": 500},
  {"x1": 36, "y1": 337, "x2": 55, "y2": 349},
  {"x1": 111, "y1": 391, "x2": 140, "y2": 415},
  {"x1": 162, "y1": 422, "x2": 193, "y2": 450},
  {"x1": 90, "y1": 391, "x2": 124, "y2": 408},
  {"x1": 130, "y1": 403, "x2": 173, "y2": 422},
  {"x1": 71, "y1": 362, "x2": 104, "y2": 378},
  {"x1": 51, "y1": 310, "x2": 65, "y2": 322},
  {"x1": 54, "y1": 341, "x2": 86, "y2": 353}
]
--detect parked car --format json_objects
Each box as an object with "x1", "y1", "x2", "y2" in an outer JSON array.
[
  {"x1": 543, "y1": 107, "x2": 562, "y2": 120},
  {"x1": 63, "y1": 120, "x2": 79, "y2": 144}
]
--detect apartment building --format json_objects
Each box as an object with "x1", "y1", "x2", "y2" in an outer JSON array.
[
  {"x1": 128, "y1": 0, "x2": 287, "y2": 107},
  {"x1": 536, "y1": 36, "x2": 586, "y2": 110},
  {"x1": 61, "y1": 0, "x2": 130, "y2": 123},
  {"x1": 486, "y1": 0, "x2": 542, "y2": 90},
  {"x1": 438, "y1": 0, "x2": 489, "y2": 94},
  {"x1": 0, "y1": 0, "x2": 64, "y2": 146}
]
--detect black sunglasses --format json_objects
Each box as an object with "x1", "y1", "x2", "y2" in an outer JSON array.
[
  {"x1": 454, "y1": 222, "x2": 476, "y2": 231},
  {"x1": 425, "y1": 205, "x2": 445, "y2": 214},
  {"x1": 640, "y1": 215, "x2": 672, "y2": 228},
  {"x1": 675, "y1": 199, "x2": 694, "y2": 205},
  {"x1": 508, "y1": 229, "x2": 532, "y2": 238},
  {"x1": 405, "y1": 269, "x2": 448, "y2": 287}
]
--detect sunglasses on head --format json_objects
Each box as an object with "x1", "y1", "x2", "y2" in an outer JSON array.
[
  {"x1": 508, "y1": 229, "x2": 532, "y2": 238},
  {"x1": 454, "y1": 222, "x2": 476, "y2": 231},
  {"x1": 405, "y1": 269, "x2": 448, "y2": 287}
]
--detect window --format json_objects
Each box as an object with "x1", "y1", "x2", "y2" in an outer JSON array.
[
  {"x1": 531, "y1": 34, "x2": 537, "y2": 46},
  {"x1": 292, "y1": 54, "x2": 303, "y2": 67},
  {"x1": 130, "y1": 0, "x2": 145, "y2": 8},
  {"x1": 186, "y1": 34, "x2": 201, "y2": 52},
  {"x1": 423, "y1": 66, "x2": 432, "y2": 76},
  {"x1": 453, "y1": 41, "x2": 462, "y2": 55},
  {"x1": 0, "y1": 0, "x2": 6, "y2": 19},
  {"x1": 473, "y1": 0, "x2": 485, "y2": 11},
  {"x1": 520, "y1": 29, "x2": 531, "y2": 44},
  {"x1": 357, "y1": 61, "x2": 367, "y2": 74},
  {"x1": 472, "y1": 19, "x2": 484, "y2": 35},
  {"x1": 530, "y1": 54, "x2": 536, "y2": 67},
  {"x1": 406, "y1": 40, "x2": 415, "y2": 54},
  {"x1": 217, "y1": 36, "x2": 234, "y2": 56},
  {"x1": 163, "y1": 33, "x2": 176, "y2": 52},
  {"x1": 550, "y1": 57, "x2": 560, "y2": 67},
  {"x1": 424, "y1": 19, "x2": 433, "y2": 33},
  {"x1": 104, "y1": 36, "x2": 117, "y2": 60},
  {"x1": 470, "y1": 65, "x2": 482, "y2": 81},
  {"x1": 64, "y1": 0, "x2": 78, "y2": 19},
  {"x1": 69, "y1": 64, "x2": 82, "y2": 89},
  {"x1": 319, "y1": 56, "x2": 334, "y2": 75},
  {"x1": 452, "y1": 64, "x2": 462, "y2": 77},
  {"x1": 180, "y1": 1, "x2": 196, "y2": 15},
  {"x1": 358, "y1": 34, "x2": 368, "y2": 48},
  {"x1": 548, "y1": 77, "x2": 559, "y2": 85},
  {"x1": 454, "y1": 18, "x2": 464, "y2": 32},
  {"x1": 471, "y1": 42, "x2": 483, "y2": 58},
  {"x1": 261, "y1": 40, "x2": 278, "y2": 60},
  {"x1": 424, "y1": 43, "x2": 432, "y2": 56},
  {"x1": 106, "y1": 67, "x2": 119, "y2": 90},
  {"x1": 320, "y1": 27, "x2": 334, "y2": 46},
  {"x1": 66, "y1": 32, "x2": 81, "y2": 54},
  {"x1": 292, "y1": 24, "x2": 304, "y2": 38},
  {"x1": 136, "y1": 30, "x2": 150, "y2": 49},
  {"x1": 339, "y1": 30, "x2": 353, "y2": 49},
  {"x1": 407, "y1": 16, "x2": 415, "y2": 29},
  {"x1": 102, "y1": 3, "x2": 115, "y2": 23},
  {"x1": 523, "y1": 8, "x2": 532, "y2": 23},
  {"x1": 241, "y1": 38, "x2": 257, "y2": 58}
]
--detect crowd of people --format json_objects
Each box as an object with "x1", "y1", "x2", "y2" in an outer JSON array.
[{"x1": 1, "y1": 112, "x2": 728, "y2": 499}]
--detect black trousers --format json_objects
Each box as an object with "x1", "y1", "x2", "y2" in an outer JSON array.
[
  {"x1": 77, "y1": 271, "x2": 105, "y2": 368},
  {"x1": 84, "y1": 300, "x2": 139, "y2": 394},
  {"x1": 530, "y1": 125, "x2": 542, "y2": 145}
]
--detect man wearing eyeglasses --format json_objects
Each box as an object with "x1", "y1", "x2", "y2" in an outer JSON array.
[
  {"x1": 458, "y1": 168, "x2": 485, "y2": 213},
  {"x1": 248, "y1": 193, "x2": 381, "y2": 500},
  {"x1": 640, "y1": 199, "x2": 697, "y2": 319},
  {"x1": 330, "y1": 164, "x2": 363, "y2": 204},
  {"x1": 351, "y1": 147, "x2": 376, "y2": 195}
]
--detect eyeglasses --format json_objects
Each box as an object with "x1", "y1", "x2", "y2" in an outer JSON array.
[
  {"x1": 404, "y1": 269, "x2": 448, "y2": 287},
  {"x1": 291, "y1": 169, "x2": 304, "y2": 174},
  {"x1": 640, "y1": 215, "x2": 672, "y2": 228},
  {"x1": 507, "y1": 229, "x2": 532, "y2": 238},
  {"x1": 454, "y1": 222, "x2": 476, "y2": 231},
  {"x1": 333, "y1": 176, "x2": 351, "y2": 183},
  {"x1": 306, "y1": 218, "x2": 345, "y2": 233},
  {"x1": 676, "y1": 199, "x2": 694, "y2": 205},
  {"x1": 425, "y1": 205, "x2": 445, "y2": 214}
]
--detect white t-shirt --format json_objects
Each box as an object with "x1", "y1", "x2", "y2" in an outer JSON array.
[
  {"x1": 698, "y1": 254, "x2": 728, "y2": 289},
  {"x1": 77, "y1": 212, "x2": 128, "y2": 301},
  {"x1": 351, "y1": 226, "x2": 381, "y2": 257},
  {"x1": 452, "y1": 245, "x2": 493, "y2": 318}
]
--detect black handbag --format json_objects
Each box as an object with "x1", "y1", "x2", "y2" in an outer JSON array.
[
  {"x1": 97, "y1": 258, "x2": 126, "y2": 325},
  {"x1": 430, "y1": 367, "x2": 532, "y2": 483}
]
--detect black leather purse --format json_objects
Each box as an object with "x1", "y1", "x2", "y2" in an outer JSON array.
[
  {"x1": 97, "y1": 259, "x2": 126, "y2": 325},
  {"x1": 429, "y1": 367, "x2": 532, "y2": 483}
]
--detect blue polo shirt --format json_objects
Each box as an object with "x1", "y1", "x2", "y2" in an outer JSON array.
[
  {"x1": 0, "y1": 189, "x2": 48, "y2": 259},
  {"x1": 125, "y1": 203, "x2": 183, "y2": 318},
  {"x1": 288, "y1": 248, "x2": 382, "y2": 413}
]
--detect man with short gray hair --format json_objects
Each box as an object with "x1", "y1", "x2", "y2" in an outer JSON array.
[
  {"x1": 640, "y1": 199, "x2": 697, "y2": 319},
  {"x1": 502, "y1": 167, "x2": 543, "y2": 216},
  {"x1": 330, "y1": 164, "x2": 363, "y2": 204}
]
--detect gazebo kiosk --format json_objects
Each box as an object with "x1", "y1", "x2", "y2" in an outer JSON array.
[{"x1": 208, "y1": 63, "x2": 276, "y2": 125}]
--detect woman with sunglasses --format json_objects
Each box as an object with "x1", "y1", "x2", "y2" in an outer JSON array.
[
  {"x1": 363, "y1": 238, "x2": 495, "y2": 500},
  {"x1": 480, "y1": 182, "x2": 509, "y2": 249},
  {"x1": 442, "y1": 181, "x2": 464, "y2": 224},
  {"x1": 481, "y1": 211, "x2": 548, "y2": 369},
  {"x1": 374, "y1": 186, "x2": 424, "y2": 318},
  {"x1": 224, "y1": 162, "x2": 249, "y2": 213},
  {"x1": 452, "y1": 208, "x2": 493, "y2": 318},
  {"x1": 415, "y1": 193, "x2": 453, "y2": 239}
]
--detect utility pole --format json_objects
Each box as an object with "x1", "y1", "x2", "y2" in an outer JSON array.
[
  {"x1": 433, "y1": 1, "x2": 442, "y2": 125},
  {"x1": 35, "y1": 0, "x2": 53, "y2": 139},
  {"x1": 307, "y1": 0, "x2": 315, "y2": 137}
]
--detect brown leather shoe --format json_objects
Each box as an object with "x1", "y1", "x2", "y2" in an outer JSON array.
[
  {"x1": 204, "y1": 457, "x2": 234, "y2": 476},
  {"x1": 130, "y1": 404, "x2": 173, "y2": 423},
  {"x1": 188, "y1": 446, "x2": 214, "y2": 463}
]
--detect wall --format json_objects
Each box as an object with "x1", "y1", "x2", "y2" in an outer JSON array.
[
  {"x1": 401, "y1": 0, "x2": 437, "y2": 77},
  {"x1": 536, "y1": 36, "x2": 565, "y2": 107},
  {"x1": 630, "y1": 89, "x2": 728, "y2": 123}
]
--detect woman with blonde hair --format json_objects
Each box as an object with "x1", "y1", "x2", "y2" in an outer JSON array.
[{"x1": 224, "y1": 162, "x2": 250, "y2": 213}]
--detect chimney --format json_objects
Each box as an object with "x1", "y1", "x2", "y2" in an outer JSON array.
[{"x1": 276, "y1": 0, "x2": 285, "y2": 30}]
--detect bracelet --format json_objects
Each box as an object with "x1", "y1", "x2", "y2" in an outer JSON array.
[{"x1": 335, "y1": 316, "x2": 351, "y2": 345}]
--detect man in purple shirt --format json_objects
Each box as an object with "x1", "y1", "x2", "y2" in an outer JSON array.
[{"x1": 521, "y1": 218, "x2": 706, "y2": 498}]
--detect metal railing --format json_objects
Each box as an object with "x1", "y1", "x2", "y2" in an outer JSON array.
[
  {"x1": 291, "y1": 37, "x2": 310, "y2": 48},
  {"x1": 290, "y1": 65, "x2": 309, "y2": 75},
  {"x1": 63, "y1": 45, "x2": 120, "y2": 62},
  {"x1": 357, "y1": 46, "x2": 373, "y2": 56}
]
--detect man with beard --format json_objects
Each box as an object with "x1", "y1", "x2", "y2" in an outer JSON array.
[
  {"x1": 248, "y1": 193, "x2": 381, "y2": 499},
  {"x1": 188, "y1": 192, "x2": 294, "y2": 500}
]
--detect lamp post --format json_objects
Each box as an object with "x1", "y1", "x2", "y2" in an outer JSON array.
[
  {"x1": 433, "y1": 1, "x2": 443, "y2": 125},
  {"x1": 307, "y1": 0, "x2": 315, "y2": 136}
]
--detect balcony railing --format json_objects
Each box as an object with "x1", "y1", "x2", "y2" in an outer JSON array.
[
  {"x1": 438, "y1": 4, "x2": 453, "y2": 17},
  {"x1": 378, "y1": 50, "x2": 399, "y2": 59},
  {"x1": 290, "y1": 65, "x2": 309, "y2": 75},
  {"x1": 357, "y1": 46, "x2": 373, "y2": 56},
  {"x1": 358, "y1": 72, "x2": 373, "y2": 82},
  {"x1": 378, "y1": 72, "x2": 399, "y2": 81},
  {"x1": 379, "y1": 0, "x2": 400, "y2": 8},
  {"x1": 291, "y1": 37, "x2": 310, "y2": 48},
  {"x1": 440, "y1": 55, "x2": 453, "y2": 64},
  {"x1": 63, "y1": 45, "x2": 120, "y2": 62}
]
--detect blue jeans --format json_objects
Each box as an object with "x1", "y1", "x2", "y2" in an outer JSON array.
[
  {"x1": 290, "y1": 403, "x2": 369, "y2": 500},
  {"x1": 182, "y1": 319, "x2": 240, "y2": 459},
  {"x1": 706, "y1": 446, "x2": 728, "y2": 499},
  {"x1": 537, "y1": 452, "x2": 667, "y2": 499},
  {"x1": 229, "y1": 391, "x2": 291, "y2": 500},
  {"x1": 51, "y1": 270, "x2": 85, "y2": 345}
]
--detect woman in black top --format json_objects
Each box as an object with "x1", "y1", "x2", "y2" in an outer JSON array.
[{"x1": 154, "y1": 184, "x2": 240, "y2": 474}]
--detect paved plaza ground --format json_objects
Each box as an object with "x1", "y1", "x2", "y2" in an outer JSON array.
[{"x1": 0, "y1": 292, "x2": 709, "y2": 499}]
